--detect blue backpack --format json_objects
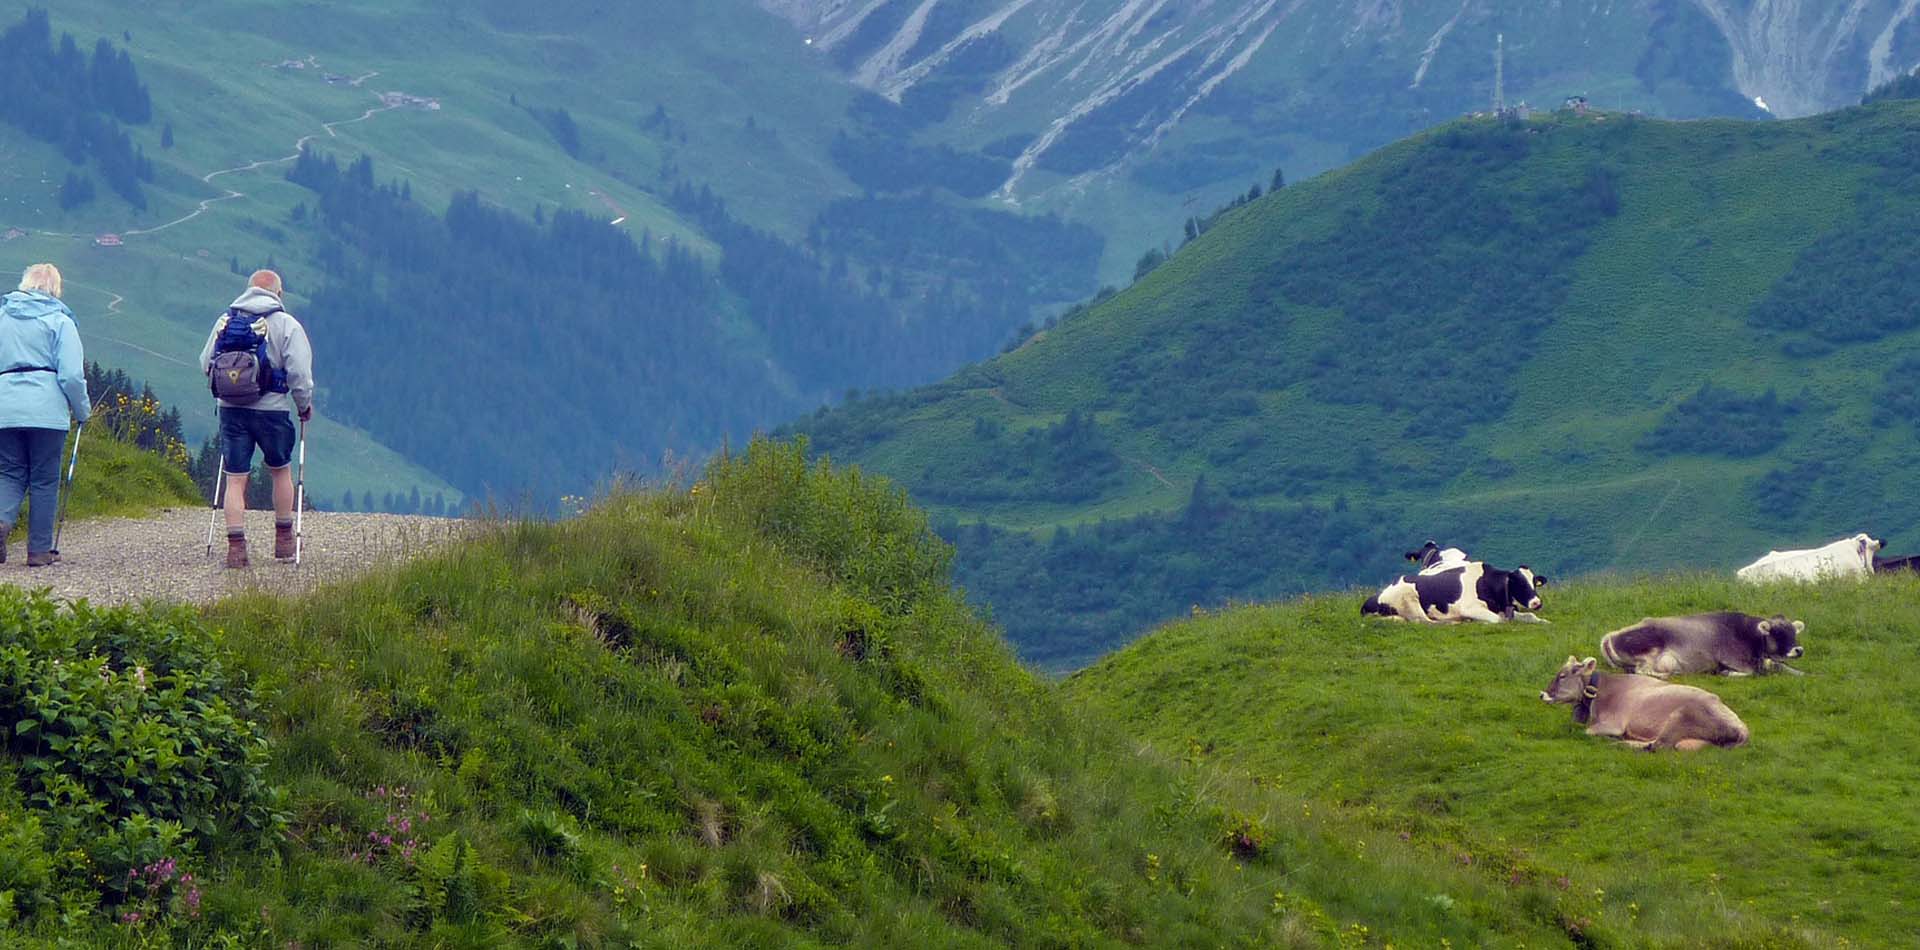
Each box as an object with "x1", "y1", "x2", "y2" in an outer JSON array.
[{"x1": 208, "y1": 309, "x2": 288, "y2": 403}]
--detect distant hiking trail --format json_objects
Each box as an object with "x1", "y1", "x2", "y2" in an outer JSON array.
[
  {"x1": 0, "y1": 509, "x2": 473, "y2": 607},
  {"x1": 124, "y1": 101, "x2": 399, "y2": 238},
  {"x1": 24, "y1": 94, "x2": 408, "y2": 370}
]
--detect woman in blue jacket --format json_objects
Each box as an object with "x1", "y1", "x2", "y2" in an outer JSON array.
[{"x1": 0, "y1": 264, "x2": 91, "y2": 566}]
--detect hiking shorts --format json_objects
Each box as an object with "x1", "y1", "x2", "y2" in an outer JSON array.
[{"x1": 219, "y1": 407, "x2": 295, "y2": 474}]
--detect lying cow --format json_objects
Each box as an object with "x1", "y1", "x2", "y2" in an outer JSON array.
[
  {"x1": 1404, "y1": 540, "x2": 1469, "y2": 572},
  {"x1": 1737, "y1": 533, "x2": 1881, "y2": 583},
  {"x1": 1600, "y1": 612, "x2": 1806, "y2": 677},
  {"x1": 1540, "y1": 656, "x2": 1749, "y2": 751},
  {"x1": 1362, "y1": 561, "x2": 1548, "y2": 623},
  {"x1": 1874, "y1": 553, "x2": 1920, "y2": 574}
]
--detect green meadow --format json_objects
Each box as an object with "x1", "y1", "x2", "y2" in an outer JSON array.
[{"x1": 1067, "y1": 573, "x2": 1920, "y2": 946}]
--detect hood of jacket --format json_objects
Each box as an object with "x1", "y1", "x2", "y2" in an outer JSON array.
[
  {"x1": 3, "y1": 290, "x2": 71, "y2": 322},
  {"x1": 229, "y1": 287, "x2": 284, "y2": 316}
]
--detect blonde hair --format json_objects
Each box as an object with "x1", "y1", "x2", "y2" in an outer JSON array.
[
  {"x1": 18, "y1": 263, "x2": 61, "y2": 298},
  {"x1": 248, "y1": 269, "x2": 283, "y2": 296}
]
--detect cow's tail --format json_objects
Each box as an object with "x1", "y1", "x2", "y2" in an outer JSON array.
[
  {"x1": 1361, "y1": 594, "x2": 1388, "y2": 617},
  {"x1": 1600, "y1": 630, "x2": 1628, "y2": 670}
]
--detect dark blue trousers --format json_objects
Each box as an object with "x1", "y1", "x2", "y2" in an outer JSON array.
[{"x1": 0, "y1": 427, "x2": 66, "y2": 554}]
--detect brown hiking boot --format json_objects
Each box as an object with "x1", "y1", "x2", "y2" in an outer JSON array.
[
  {"x1": 0, "y1": 523, "x2": 8, "y2": 564},
  {"x1": 226, "y1": 532, "x2": 249, "y2": 569},
  {"x1": 26, "y1": 550, "x2": 56, "y2": 567},
  {"x1": 274, "y1": 520, "x2": 297, "y2": 560}
]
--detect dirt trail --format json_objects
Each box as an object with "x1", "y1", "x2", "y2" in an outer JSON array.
[
  {"x1": 125, "y1": 103, "x2": 399, "y2": 238},
  {"x1": 0, "y1": 509, "x2": 475, "y2": 607}
]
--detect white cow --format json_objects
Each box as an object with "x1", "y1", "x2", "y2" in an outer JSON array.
[{"x1": 1736, "y1": 533, "x2": 1882, "y2": 584}]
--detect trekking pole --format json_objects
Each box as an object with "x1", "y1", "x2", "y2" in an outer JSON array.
[
  {"x1": 51, "y1": 423, "x2": 82, "y2": 555},
  {"x1": 293, "y1": 419, "x2": 306, "y2": 566},
  {"x1": 205, "y1": 404, "x2": 224, "y2": 557}
]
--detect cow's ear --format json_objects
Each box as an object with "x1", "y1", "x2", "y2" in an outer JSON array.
[
  {"x1": 1792, "y1": 620, "x2": 1806, "y2": 634},
  {"x1": 1534, "y1": 575, "x2": 1550, "y2": 587},
  {"x1": 1580, "y1": 657, "x2": 1598, "y2": 673},
  {"x1": 1565, "y1": 654, "x2": 1579, "y2": 667}
]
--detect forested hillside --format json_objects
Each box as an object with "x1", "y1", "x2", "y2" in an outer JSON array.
[
  {"x1": 0, "y1": 1, "x2": 1099, "y2": 506},
  {"x1": 799, "y1": 94, "x2": 1920, "y2": 668}
]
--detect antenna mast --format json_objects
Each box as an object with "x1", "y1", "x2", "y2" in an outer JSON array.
[{"x1": 1494, "y1": 33, "x2": 1505, "y2": 113}]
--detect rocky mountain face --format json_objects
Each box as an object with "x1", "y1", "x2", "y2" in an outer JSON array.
[
  {"x1": 761, "y1": 0, "x2": 1920, "y2": 209},
  {"x1": 1693, "y1": 0, "x2": 1920, "y2": 116}
]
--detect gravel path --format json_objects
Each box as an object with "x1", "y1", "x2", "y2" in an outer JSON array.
[{"x1": 0, "y1": 509, "x2": 476, "y2": 607}]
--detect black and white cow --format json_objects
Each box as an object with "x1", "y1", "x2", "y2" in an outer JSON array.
[
  {"x1": 1874, "y1": 554, "x2": 1920, "y2": 574},
  {"x1": 1599, "y1": 612, "x2": 1806, "y2": 677},
  {"x1": 1403, "y1": 540, "x2": 1470, "y2": 572},
  {"x1": 1362, "y1": 561, "x2": 1549, "y2": 624}
]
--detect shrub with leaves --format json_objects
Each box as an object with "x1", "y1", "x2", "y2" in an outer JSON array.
[
  {"x1": 0, "y1": 589, "x2": 281, "y2": 915},
  {"x1": 703, "y1": 436, "x2": 953, "y2": 613}
]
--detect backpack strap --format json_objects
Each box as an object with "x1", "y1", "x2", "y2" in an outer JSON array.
[{"x1": 0, "y1": 365, "x2": 55, "y2": 375}]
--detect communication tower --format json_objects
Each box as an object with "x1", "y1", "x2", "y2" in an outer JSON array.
[{"x1": 1494, "y1": 33, "x2": 1505, "y2": 114}]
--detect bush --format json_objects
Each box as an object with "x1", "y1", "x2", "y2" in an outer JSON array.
[
  {"x1": 703, "y1": 437, "x2": 953, "y2": 613},
  {"x1": 0, "y1": 589, "x2": 281, "y2": 915},
  {"x1": 1638, "y1": 384, "x2": 1799, "y2": 457}
]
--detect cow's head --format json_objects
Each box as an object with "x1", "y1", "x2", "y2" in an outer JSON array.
[
  {"x1": 1405, "y1": 540, "x2": 1441, "y2": 565},
  {"x1": 1857, "y1": 534, "x2": 1885, "y2": 561},
  {"x1": 1510, "y1": 567, "x2": 1547, "y2": 612},
  {"x1": 1540, "y1": 656, "x2": 1598, "y2": 704},
  {"x1": 1758, "y1": 615, "x2": 1806, "y2": 660}
]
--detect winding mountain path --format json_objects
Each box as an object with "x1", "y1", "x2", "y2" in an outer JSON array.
[
  {"x1": 125, "y1": 102, "x2": 400, "y2": 238},
  {"x1": 1, "y1": 509, "x2": 474, "y2": 607}
]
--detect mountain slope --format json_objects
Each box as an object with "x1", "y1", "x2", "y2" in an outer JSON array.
[
  {"x1": 799, "y1": 97, "x2": 1920, "y2": 667},
  {"x1": 0, "y1": 1, "x2": 1102, "y2": 505},
  {"x1": 1064, "y1": 573, "x2": 1920, "y2": 946}
]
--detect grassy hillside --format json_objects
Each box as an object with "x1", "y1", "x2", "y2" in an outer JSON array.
[
  {"x1": 800, "y1": 98, "x2": 1920, "y2": 668},
  {"x1": 58, "y1": 428, "x2": 199, "y2": 522},
  {"x1": 1066, "y1": 573, "x2": 1920, "y2": 946},
  {"x1": 0, "y1": 440, "x2": 1649, "y2": 945}
]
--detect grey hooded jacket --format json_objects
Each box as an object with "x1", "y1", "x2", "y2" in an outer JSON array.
[{"x1": 199, "y1": 287, "x2": 314, "y2": 414}]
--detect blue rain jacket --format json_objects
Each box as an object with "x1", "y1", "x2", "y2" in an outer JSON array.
[{"x1": 0, "y1": 291, "x2": 90, "y2": 430}]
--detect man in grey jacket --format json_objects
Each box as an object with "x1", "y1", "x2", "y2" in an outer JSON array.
[{"x1": 199, "y1": 270, "x2": 314, "y2": 568}]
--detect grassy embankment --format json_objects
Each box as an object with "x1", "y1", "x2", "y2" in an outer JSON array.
[
  {"x1": 1068, "y1": 574, "x2": 1920, "y2": 946},
  {"x1": 0, "y1": 440, "x2": 1720, "y2": 946}
]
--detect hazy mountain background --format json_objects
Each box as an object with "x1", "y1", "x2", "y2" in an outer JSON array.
[{"x1": 0, "y1": 0, "x2": 1913, "y2": 513}]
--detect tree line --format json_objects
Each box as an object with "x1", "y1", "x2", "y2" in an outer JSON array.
[
  {"x1": 0, "y1": 9, "x2": 155, "y2": 209},
  {"x1": 287, "y1": 146, "x2": 766, "y2": 500}
]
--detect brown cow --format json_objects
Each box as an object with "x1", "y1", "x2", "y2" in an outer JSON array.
[
  {"x1": 1600, "y1": 612, "x2": 1805, "y2": 678},
  {"x1": 1539, "y1": 656, "x2": 1749, "y2": 751}
]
